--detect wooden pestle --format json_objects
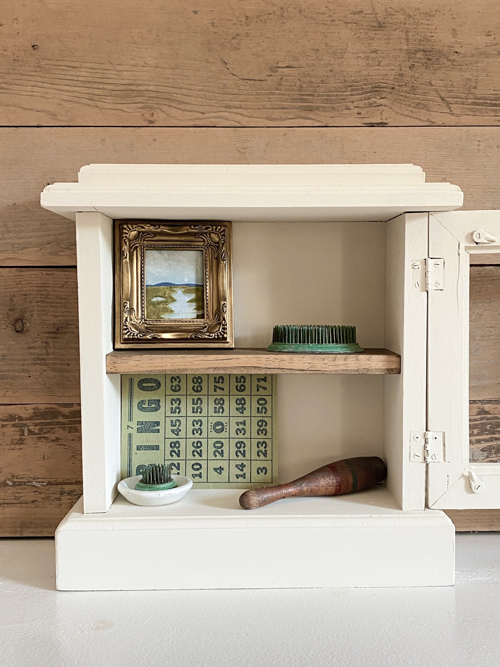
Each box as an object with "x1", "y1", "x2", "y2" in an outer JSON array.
[{"x1": 239, "y1": 456, "x2": 387, "y2": 509}]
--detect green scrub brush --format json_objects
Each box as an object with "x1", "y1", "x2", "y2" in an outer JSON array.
[
  {"x1": 135, "y1": 463, "x2": 177, "y2": 491},
  {"x1": 267, "y1": 324, "x2": 363, "y2": 354}
]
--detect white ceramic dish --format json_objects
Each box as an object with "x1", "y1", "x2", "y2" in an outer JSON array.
[{"x1": 118, "y1": 475, "x2": 193, "y2": 507}]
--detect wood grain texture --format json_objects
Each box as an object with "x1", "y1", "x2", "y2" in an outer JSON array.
[
  {"x1": 0, "y1": 269, "x2": 80, "y2": 403},
  {"x1": 0, "y1": 404, "x2": 82, "y2": 536},
  {"x1": 3, "y1": 127, "x2": 500, "y2": 266},
  {"x1": 106, "y1": 348, "x2": 401, "y2": 375},
  {"x1": 469, "y1": 401, "x2": 500, "y2": 463},
  {"x1": 469, "y1": 265, "x2": 500, "y2": 463},
  {"x1": 2, "y1": 0, "x2": 500, "y2": 127},
  {"x1": 445, "y1": 510, "x2": 500, "y2": 532},
  {"x1": 239, "y1": 457, "x2": 387, "y2": 509},
  {"x1": 470, "y1": 254, "x2": 500, "y2": 265},
  {"x1": 469, "y1": 266, "x2": 500, "y2": 401},
  {"x1": 2, "y1": 0, "x2": 500, "y2": 537}
]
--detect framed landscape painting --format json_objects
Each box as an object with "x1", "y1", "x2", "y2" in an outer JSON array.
[{"x1": 114, "y1": 221, "x2": 233, "y2": 348}]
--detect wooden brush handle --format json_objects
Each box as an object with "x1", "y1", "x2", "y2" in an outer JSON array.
[{"x1": 239, "y1": 456, "x2": 387, "y2": 509}]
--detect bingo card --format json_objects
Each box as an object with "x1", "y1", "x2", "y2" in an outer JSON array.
[{"x1": 121, "y1": 373, "x2": 277, "y2": 488}]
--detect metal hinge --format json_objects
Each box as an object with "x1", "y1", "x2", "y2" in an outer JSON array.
[
  {"x1": 410, "y1": 431, "x2": 445, "y2": 463},
  {"x1": 412, "y1": 258, "x2": 444, "y2": 291}
]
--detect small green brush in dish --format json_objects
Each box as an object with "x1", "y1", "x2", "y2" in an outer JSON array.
[
  {"x1": 267, "y1": 324, "x2": 363, "y2": 354},
  {"x1": 135, "y1": 463, "x2": 177, "y2": 491}
]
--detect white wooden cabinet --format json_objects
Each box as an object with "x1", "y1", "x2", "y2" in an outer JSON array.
[{"x1": 40, "y1": 164, "x2": 495, "y2": 591}]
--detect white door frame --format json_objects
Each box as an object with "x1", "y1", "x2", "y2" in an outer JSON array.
[{"x1": 428, "y1": 211, "x2": 500, "y2": 509}]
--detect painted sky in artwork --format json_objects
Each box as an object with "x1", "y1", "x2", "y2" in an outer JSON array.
[{"x1": 145, "y1": 249, "x2": 203, "y2": 286}]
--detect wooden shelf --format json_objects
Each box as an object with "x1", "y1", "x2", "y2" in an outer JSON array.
[{"x1": 106, "y1": 348, "x2": 400, "y2": 375}]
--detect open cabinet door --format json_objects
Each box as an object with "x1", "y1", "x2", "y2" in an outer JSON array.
[{"x1": 428, "y1": 211, "x2": 500, "y2": 509}]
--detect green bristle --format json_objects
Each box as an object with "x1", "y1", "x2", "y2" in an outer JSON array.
[
  {"x1": 140, "y1": 463, "x2": 173, "y2": 485},
  {"x1": 267, "y1": 324, "x2": 363, "y2": 354},
  {"x1": 269, "y1": 325, "x2": 357, "y2": 345}
]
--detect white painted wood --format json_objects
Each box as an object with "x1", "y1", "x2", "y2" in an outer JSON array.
[
  {"x1": 430, "y1": 464, "x2": 500, "y2": 508},
  {"x1": 427, "y1": 213, "x2": 469, "y2": 509},
  {"x1": 78, "y1": 163, "x2": 425, "y2": 180},
  {"x1": 75, "y1": 212, "x2": 121, "y2": 513},
  {"x1": 427, "y1": 211, "x2": 500, "y2": 510},
  {"x1": 78, "y1": 163, "x2": 429, "y2": 186},
  {"x1": 40, "y1": 164, "x2": 463, "y2": 223},
  {"x1": 384, "y1": 214, "x2": 428, "y2": 510},
  {"x1": 55, "y1": 490, "x2": 455, "y2": 590},
  {"x1": 42, "y1": 164, "x2": 467, "y2": 587},
  {"x1": 432, "y1": 211, "x2": 500, "y2": 255}
]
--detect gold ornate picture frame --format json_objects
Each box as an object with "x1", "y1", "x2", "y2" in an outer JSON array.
[{"x1": 114, "y1": 221, "x2": 233, "y2": 348}]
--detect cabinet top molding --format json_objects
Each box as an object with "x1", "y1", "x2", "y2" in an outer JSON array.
[{"x1": 41, "y1": 163, "x2": 463, "y2": 223}]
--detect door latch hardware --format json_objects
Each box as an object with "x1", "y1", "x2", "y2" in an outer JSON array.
[
  {"x1": 464, "y1": 468, "x2": 485, "y2": 494},
  {"x1": 472, "y1": 229, "x2": 497, "y2": 245}
]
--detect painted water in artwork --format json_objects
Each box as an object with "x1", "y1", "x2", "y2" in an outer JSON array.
[{"x1": 145, "y1": 249, "x2": 204, "y2": 319}]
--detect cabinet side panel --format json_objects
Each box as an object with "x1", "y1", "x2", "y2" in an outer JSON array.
[
  {"x1": 76, "y1": 212, "x2": 120, "y2": 513},
  {"x1": 385, "y1": 214, "x2": 428, "y2": 510}
]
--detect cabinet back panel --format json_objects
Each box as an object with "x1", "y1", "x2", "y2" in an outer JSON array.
[{"x1": 233, "y1": 222, "x2": 385, "y2": 482}]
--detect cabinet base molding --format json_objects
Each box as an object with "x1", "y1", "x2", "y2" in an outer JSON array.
[{"x1": 55, "y1": 488, "x2": 454, "y2": 590}]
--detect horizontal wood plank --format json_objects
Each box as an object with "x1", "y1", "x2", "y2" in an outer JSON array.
[
  {"x1": 445, "y1": 510, "x2": 500, "y2": 532},
  {"x1": 2, "y1": 0, "x2": 500, "y2": 127},
  {"x1": 0, "y1": 505, "x2": 79, "y2": 537},
  {"x1": 469, "y1": 254, "x2": 500, "y2": 266},
  {"x1": 0, "y1": 269, "x2": 80, "y2": 403},
  {"x1": 0, "y1": 404, "x2": 82, "y2": 536},
  {"x1": 106, "y1": 348, "x2": 400, "y2": 375},
  {"x1": 3, "y1": 0, "x2": 500, "y2": 538},
  {"x1": 3, "y1": 127, "x2": 500, "y2": 266}
]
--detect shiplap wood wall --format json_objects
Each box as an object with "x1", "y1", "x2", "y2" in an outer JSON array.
[{"x1": 2, "y1": 0, "x2": 500, "y2": 534}]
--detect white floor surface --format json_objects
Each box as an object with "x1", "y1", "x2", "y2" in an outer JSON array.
[{"x1": 0, "y1": 534, "x2": 499, "y2": 667}]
